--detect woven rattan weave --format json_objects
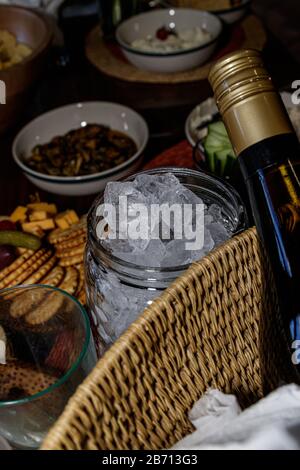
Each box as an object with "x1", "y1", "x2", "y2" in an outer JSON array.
[{"x1": 42, "y1": 227, "x2": 290, "y2": 450}]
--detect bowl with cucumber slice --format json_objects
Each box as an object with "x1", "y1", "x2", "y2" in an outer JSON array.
[
  {"x1": 185, "y1": 97, "x2": 237, "y2": 179},
  {"x1": 201, "y1": 121, "x2": 236, "y2": 178},
  {"x1": 186, "y1": 102, "x2": 252, "y2": 216},
  {"x1": 191, "y1": 120, "x2": 237, "y2": 179},
  {"x1": 189, "y1": 118, "x2": 251, "y2": 222},
  {"x1": 188, "y1": 91, "x2": 300, "y2": 180}
]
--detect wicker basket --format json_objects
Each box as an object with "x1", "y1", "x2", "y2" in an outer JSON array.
[{"x1": 42, "y1": 227, "x2": 290, "y2": 450}]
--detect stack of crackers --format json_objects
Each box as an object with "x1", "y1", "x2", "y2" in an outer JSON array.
[
  {"x1": 0, "y1": 209, "x2": 87, "y2": 306},
  {"x1": 48, "y1": 217, "x2": 87, "y2": 305},
  {"x1": 0, "y1": 204, "x2": 91, "y2": 404}
]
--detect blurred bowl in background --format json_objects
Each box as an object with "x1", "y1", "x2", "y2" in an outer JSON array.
[
  {"x1": 213, "y1": 0, "x2": 251, "y2": 24},
  {"x1": 162, "y1": 1, "x2": 251, "y2": 24},
  {"x1": 116, "y1": 8, "x2": 222, "y2": 73},
  {"x1": 185, "y1": 96, "x2": 218, "y2": 146},
  {"x1": 0, "y1": 5, "x2": 53, "y2": 134}
]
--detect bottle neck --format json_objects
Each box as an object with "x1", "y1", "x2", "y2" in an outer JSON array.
[{"x1": 222, "y1": 91, "x2": 294, "y2": 157}]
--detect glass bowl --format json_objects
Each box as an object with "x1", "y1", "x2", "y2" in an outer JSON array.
[{"x1": 0, "y1": 285, "x2": 97, "y2": 449}]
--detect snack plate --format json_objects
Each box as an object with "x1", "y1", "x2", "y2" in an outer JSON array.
[{"x1": 0, "y1": 203, "x2": 87, "y2": 306}]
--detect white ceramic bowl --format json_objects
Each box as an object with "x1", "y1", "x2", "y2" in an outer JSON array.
[
  {"x1": 162, "y1": 1, "x2": 251, "y2": 25},
  {"x1": 185, "y1": 97, "x2": 218, "y2": 146},
  {"x1": 13, "y1": 102, "x2": 149, "y2": 196},
  {"x1": 185, "y1": 91, "x2": 299, "y2": 148},
  {"x1": 116, "y1": 8, "x2": 222, "y2": 73},
  {"x1": 214, "y1": 0, "x2": 251, "y2": 24}
]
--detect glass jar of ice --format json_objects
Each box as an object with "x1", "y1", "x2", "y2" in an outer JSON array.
[{"x1": 85, "y1": 168, "x2": 248, "y2": 355}]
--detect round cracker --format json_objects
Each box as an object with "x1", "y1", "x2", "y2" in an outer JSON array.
[
  {"x1": 75, "y1": 264, "x2": 85, "y2": 296},
  {"x1": 58, "y1": 267, "x2": 78, "y2": 295},
  {"x1": 77, "y1": 289, "x2": 86, "y2": 306},
  {"x1": 41, "y1": 266, "x2": 65, "y2": 288},
  {"x1": 0, "y1": 362, "x2": 57, "y2": 398},
  {"x1": 10, "y1": 288, "x2": 49, "y2": 319},
  {"x1": 74, "y1": 263, "x2": 84, "y2": 272},
  {"x1": 25, "y1": 290, "x2": 65, "y2": 326},
  {"x1": 48, "y1": 218, "x2": 87, "y2": 245},
  {"x1": 55, "y1": 234, "x2": 87, "y2": 252},
  {"x1": 58, "y1": 254, "x2": 84, "y2": 268},
  {"x1": 56, "y1": 244, "x2": 85, "y2": 259}
]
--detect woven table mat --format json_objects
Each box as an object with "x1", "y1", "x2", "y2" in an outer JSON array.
[{"x1": 85, "y1": 15, "x2": 266, "y2": 85}]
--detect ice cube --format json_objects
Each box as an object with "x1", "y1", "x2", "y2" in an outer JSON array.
[
  {"x1": 207, "y1": 222, "x2": 230, "y2": 247},
  {"x1": 162, "y1": 186, "x2": 204, "y2": 206},
  {"x1": 104, "y1": 181, "x2": 140, "y2": 205},
  {"x1": 103, "y1": 180, "x2": 149, "y2": 244},
  {"x1": 203, "y1": 227, "x2": 215, "y2": 254},
  {"x1": 89, "y1": 174, "x2": 237, "y2": 351},
  {"x1": 115, "y1": 239, "x2": 166, "y2": 267},
  {"x1": 208, "y1": 203, "x2": 223, "y2": 222},
  {"x1": 134, "y1": 173, "x2": 181, "y2": 200},
  {"x1": 162, "y1": 239, "x2": 192, "y2": 267},
  {"x1": 186, "y1": 227, "x2": 215, "y2": 264},
  {"x1": 100, "y1": 174, "x2": 230, "y2": 269},
  {"x1": 102, "y1": 238, "x2": 134, "y2": 254}
]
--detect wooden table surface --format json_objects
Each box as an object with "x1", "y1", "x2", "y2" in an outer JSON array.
[{"x1": 0, "y1": 21, "x2": 299, "y2": 217}]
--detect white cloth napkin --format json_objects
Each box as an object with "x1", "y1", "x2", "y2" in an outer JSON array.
[
  {"x1": 172, "y1": 384, "x2": 300, "y2": 450},
  {"x1": 0, "y1": 436, "x2": 11, "y2": 450}
]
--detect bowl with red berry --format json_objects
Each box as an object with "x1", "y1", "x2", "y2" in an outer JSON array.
[{"x1": 116, "y1": 8, "x2": 222, "y2": 73}]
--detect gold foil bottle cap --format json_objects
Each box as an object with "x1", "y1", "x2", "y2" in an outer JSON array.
[
  {"x1": 208, "y1": 49, "x2": 293, "y2": 155},
  {"x1": 209, "y1": 49, "x2": 274, "y2": 115}
]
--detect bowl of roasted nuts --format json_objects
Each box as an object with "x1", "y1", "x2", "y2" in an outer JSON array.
[
  {"x1": 0, "y1": 5, "x2": 53, "y2": 133},
  {"x1": 12, "y1": 101, "x2": 149, "y2": 196}
]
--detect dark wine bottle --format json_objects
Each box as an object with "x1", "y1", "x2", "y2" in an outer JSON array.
[
  {"x1": 209, "y1": 49, "x2": 300, "y2": 381},
  {"x1": 98, "y1": 0, "x2": 153, "y2": 38}
]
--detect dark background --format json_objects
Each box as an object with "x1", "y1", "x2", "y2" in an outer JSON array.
[{"x1": 1, "y1": 1, "x2": 300, "y2": 216}]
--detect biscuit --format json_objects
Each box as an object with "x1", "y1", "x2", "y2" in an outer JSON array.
[
  {"x1": 48, "y1": 217, "x2": 87, "y2": 245},
  {"x1": 23, "y1": 255, "x2": 57, "y2": 285},
  {"x1": 58, "y1": 254, "x2": 83, "y2": 268},
  {"x1": 58, "y1": 267, "x2": 78, "y2": 296},
  {"x1": 25, "y1": 290, "x2": 65, "y2": 326},
  {"x1": 4, "y1": 250, "x2": 53, "y2": 289},
  {"x1": 55, "y1": 234, "x2": 87, "y2": 252},
  {"x1": 9, "y1": 288, "x2": 49, "y2": 319},
  {"x1": 0, "y1": 361, "x2": 57, "y2": 400},
  {"x1": 56, "y1": 244, "x2": 85, "y2": 259},
  {"x1": 0, "y1": 250, "x2": 34, "y2": 283},
  {"x1": 41, "y1": 266, "x2": 65, "y2": 288},
  {"x1": 0, "y1": 249, "x2": 50, "y2": 289}
]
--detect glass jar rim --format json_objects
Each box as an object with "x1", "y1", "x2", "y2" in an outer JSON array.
[
  {"x1": 88, "y1": 167, "x2": 247, "y2": 275},
  {"x1": 0, "y1": 284, "x2": 91, "y2": 408}
]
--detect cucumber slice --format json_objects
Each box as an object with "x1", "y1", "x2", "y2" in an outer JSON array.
[
  {"x1": 214, "y1": 149, "x2": 230, "y2": 177},
  {"x1": 206, "y1": 147, "x2": 218, "y2": 173},
  {"x1": 208, "y1": 121, "x2": 228, "y2": 138},
  {"x1": 215, "y1": 149, "x2": 237, "y2": 177},
  {"x1": 203, "y1": 120, "x2": 236, "y2": 177},
  {"x1": 204, "y1": 133, "x2": 231, "y2": 150}
]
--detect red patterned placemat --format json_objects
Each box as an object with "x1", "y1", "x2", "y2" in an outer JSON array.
[{"x1": 144, "y1": 140, "x2": 194, "y2": 170}]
